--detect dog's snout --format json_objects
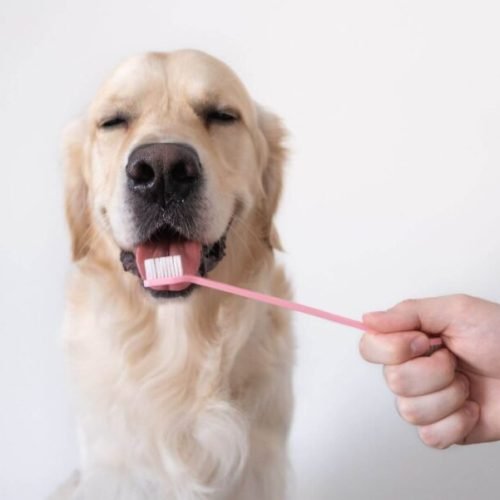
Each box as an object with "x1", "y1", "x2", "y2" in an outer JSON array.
[{"x1": 126, "y1": 143, "x2": 202, "y2": 203}]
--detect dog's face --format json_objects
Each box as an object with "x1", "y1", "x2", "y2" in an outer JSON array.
[{"x1": 65, "y1": 50, "x2": 285, "y2": 299}]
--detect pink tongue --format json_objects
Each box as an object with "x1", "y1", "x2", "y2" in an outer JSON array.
[{"x1": 135, "y1": 240, "x2": 202, "y2": 292}]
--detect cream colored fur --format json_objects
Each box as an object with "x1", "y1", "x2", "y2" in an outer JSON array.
[{"x1": 52, "y1": 50, "x2": 294, "y2": 500}]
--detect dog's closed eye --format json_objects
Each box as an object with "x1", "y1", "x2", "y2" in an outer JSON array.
[
  {"x1": 202, "y1": 107, "x2": 240, "y2": 127},
  {"x1": 99, "y1": 114, "x2": 129, "y2": 130}
]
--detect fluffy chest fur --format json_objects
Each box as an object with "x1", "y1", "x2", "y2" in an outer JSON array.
[{"x1": 62, "y1": 261, "x2": 293, "y2": 500}]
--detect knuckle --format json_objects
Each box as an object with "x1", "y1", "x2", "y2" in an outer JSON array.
[
  {"x1": 384, "y1": 366, "x2": 407, "y2": 395},
  {"x1": 358, "y1": 335, "x2": 370, "y2": 359},
  {"x1": 384, "y1": 341, "x2": 402, "y2": 363},
  {"x1": 418, "y1": 426, "x2": 449, "y2": 449},
  {"x1": 397, "y1": 398, "x2": 420, "y2": 424},
  {"x1": 451, "y1": 294, "x2": 474, "y2": 315},
  {"x1": 396, "y1": 298, "x2": 418, "y2": 311},
  {"x1": 359, "y1": 334, "x2": 379, "y2": 362}
]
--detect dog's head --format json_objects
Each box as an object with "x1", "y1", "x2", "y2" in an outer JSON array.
[{"x1": 64, "y1": 50, "x2": 286, "y2": 299}]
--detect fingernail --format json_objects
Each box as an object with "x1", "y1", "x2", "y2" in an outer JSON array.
[{"x1": 410, "y1": 336, "x2": 429, "y2": 356}]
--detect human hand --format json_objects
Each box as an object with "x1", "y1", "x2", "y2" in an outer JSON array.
[{"x1": 360, "y1": 295, "x2": 500, "y2": 448}]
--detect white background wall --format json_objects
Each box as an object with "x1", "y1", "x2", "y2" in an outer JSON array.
[{"x1": 1, "y1": 1, "x2": 500, "y2": 498}]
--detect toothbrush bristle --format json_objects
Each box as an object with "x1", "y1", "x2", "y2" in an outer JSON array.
[{"x1": 144, "y1": 255, "x2": 184, "y2": 281}]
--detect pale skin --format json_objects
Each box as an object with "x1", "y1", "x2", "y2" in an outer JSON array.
[{"x1": 359, "y1": 295, "x2": 500, "y2": 449}]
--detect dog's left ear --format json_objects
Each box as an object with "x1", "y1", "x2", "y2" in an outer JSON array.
[
  {"x1": 256, "y1": 105, "x2": 287, "y2": 250},
  {"x1": 63, "y1": 118, "x2": 92, "y2": 261}
]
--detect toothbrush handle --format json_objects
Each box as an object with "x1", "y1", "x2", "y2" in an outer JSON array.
[
  {"x1": 145, "y1": 274, "x2": 443, "y2": 349},
  {"x1": 184, "y1": 275, "x2": 367, "y2": 330},
  {"x1": 185, "y1": 275, "x2": 444, "y2": 349}
]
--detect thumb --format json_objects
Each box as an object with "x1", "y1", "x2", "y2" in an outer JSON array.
[
  {"x1": 363, "y1": 309, "x2": 419, "y2": 333},
  {"x1": 363, "y1": 297, "x2": 456, "y2": 334}
]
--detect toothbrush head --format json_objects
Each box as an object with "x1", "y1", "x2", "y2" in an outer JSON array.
[{"x1": 144, "y1": 255, "x2": 187, "y2": 288}]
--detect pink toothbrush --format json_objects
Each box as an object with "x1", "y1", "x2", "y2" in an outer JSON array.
[
  {"x1": 143, "y1": 255, "x2": 361, "y2": 330},
  {"x1": 143, "y1": 254, "x2": 443, "y2": 351}
]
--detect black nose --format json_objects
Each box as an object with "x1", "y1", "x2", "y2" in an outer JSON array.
[{"x1": 126, "y1": 143, "x2": 202, "y2": 204}]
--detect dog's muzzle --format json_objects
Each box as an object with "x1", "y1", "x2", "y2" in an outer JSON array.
[{"x1": 120, "y1": 142, "x2": 228, "y2": 299}]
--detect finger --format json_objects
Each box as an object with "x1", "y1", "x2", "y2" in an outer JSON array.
[
  {"x1": 363, "y1": 295, "x2": 474, "y2": 334},
  {"x1": 384, "y1": 348, "x2": 457, "y2": 396},
  {"x1": 396, "y1": 374, "x2": 470, "y2": 425},
  {"x1": 417, "y1": 401, "x2": 480, "y2": 449},
  {"x1": 363, "y1": 307, "x2": 422, "y2": 333},
  {"x1": 359, "y1": 331, "x2": 432, "y2": 364}
]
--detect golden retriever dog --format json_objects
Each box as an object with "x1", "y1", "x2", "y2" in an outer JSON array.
[{"x1": 52, "y1": 50, "x2": 294, "y2": 500}]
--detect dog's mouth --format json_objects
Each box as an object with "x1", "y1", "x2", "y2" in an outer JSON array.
[{"x1": 120, "y1": 225, "x2": 227, "y2": 299}]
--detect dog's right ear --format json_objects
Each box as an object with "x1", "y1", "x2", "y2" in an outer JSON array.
[
  {"x1": 63, "y1": 119, "x2": 92, "y2": 261},
  {"x1": 255, "y1": 105, "x2": 287, "y2": 250}
]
